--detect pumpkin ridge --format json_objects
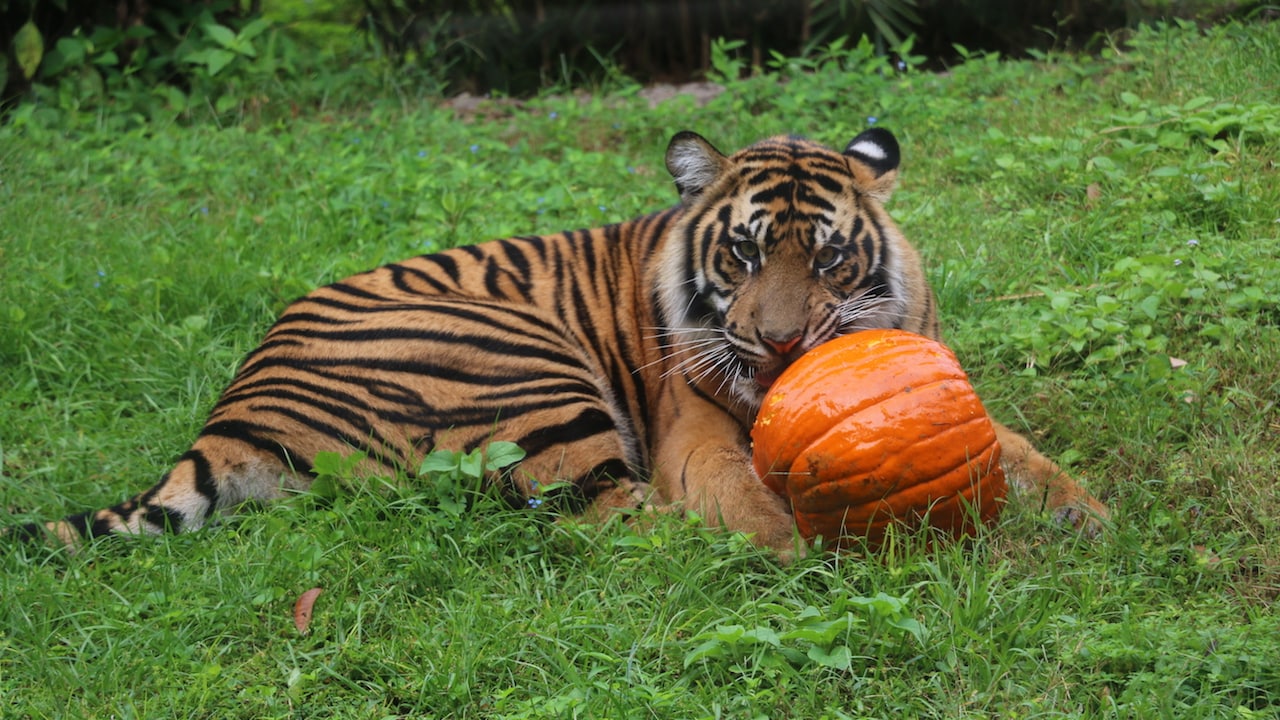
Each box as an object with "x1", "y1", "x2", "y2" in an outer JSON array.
[
  {"x1": 857, "y1": 439, "x2": 1001, "y2": 517},
  {"x1": 801, "y1": 453, "x2": 1001, "y2": 541},
  {"x1": 761, "y1": 332, "x2": 967, "y2": 432},
  {"x1": 779, "y1": 378, "x2": 992, "y2": 498},
  {"x1": 793, "y1": 440, "x2": 994, "y2": 514},
  {"x1": 788, "y1": 375, "x2": 981, "y2": 458}
]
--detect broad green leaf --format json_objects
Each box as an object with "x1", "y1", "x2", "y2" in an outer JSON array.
[
  {"x1": 204, "y1": 24, "x2": 237, "y2": 49},
  {"x1": 308, "y1": 474, "x2": 340, "y2": 500},
  {"x1": 611, "y1": 535, "x2": 654, "y2": 549},
  {"x1": 438, "y1": 494, "x2": 466, "y2": 516},
  {"x1": 849, "y1": 591, "x2": 908, "y2": 618},
  {"x1": 696, "y1": 624, "x2": 745, "y2": 642},
  {"x1": 484, "y1": 441, "x2": 526, "y2": 471},
  {"x1": 238, "y1": 17, "x2": 273, "y2": 43},
  {"x1": 214, "y1": 93, "x2": 238, "y2": 114},
  {"x1": 1183, "y1": 96, "x2": 1213, "y2": 111},
  {"x1": 419, "y1": 450, "x2": 461, "y2": 476},
  {"x1": 458, "y1": 449, "x2": 484, "y2": 479},
  {"x1": 739, "y1": 626, "x2": 781, "y2": 647},
  {"x1": 782, "y1": 615, "x2": 859, "y2": 645},
  {"x1": 684, "y1": 639, "x2": 727, "y2": 667},
  {"x1": 807, "y1": 644, "x2": 852, "y2": 670},
  {"x1": 14, "y1": 21, "x2": 44, "y2": 80},
  {"x1": 887, "y1": 616, "x2": 926, "y2": 643},
  {"x1": 205, "y1": 48, "x2": 237, "y2": 76},
  {"x1": 1137, "y1": 294, "x2": 1162, "y2": 320}
]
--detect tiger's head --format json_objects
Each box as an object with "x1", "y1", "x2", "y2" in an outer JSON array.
[{"x1": 654, "y1": 129, "x2": 937, "y2": 410}]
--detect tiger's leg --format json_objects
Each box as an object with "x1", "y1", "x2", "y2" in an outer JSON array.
[
  {"x1": 993, "y1": 421, "x2": 1109, "y2": 534},
  {"x1": 648, "y1": 388, "x2": 802, "y2": 559}
]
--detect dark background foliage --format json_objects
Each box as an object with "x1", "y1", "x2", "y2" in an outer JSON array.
[{"x1": 1, "y1": 0, "x2": 1269, "y2": 109}]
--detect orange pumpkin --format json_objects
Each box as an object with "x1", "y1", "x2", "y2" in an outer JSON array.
[{"x1": 751, "y1": 329, "x2": 1006, "y2": 549}]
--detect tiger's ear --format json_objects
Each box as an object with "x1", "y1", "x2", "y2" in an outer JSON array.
[
  {"x1": 843, "y1": 127, "x2": 900, "y2": 203},
  {"x1": 666, "y1": 131, "x2": 729, "y2": 204}
]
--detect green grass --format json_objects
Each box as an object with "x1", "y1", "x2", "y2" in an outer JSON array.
[{"x1": 3, "y1": 19, "x2": 1280, "y2": 718}]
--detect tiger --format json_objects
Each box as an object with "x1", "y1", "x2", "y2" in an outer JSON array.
[{"x1": 13, "y1": 128, "x2": 1108, "y2": 557}]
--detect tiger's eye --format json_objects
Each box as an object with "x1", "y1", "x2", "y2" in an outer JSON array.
[
  {"x1": 814, "y1": 246, "x2": 840, "y2": 269},
  {"x1": 734, "y1": 240, "x2": 761, "y2": 262}
]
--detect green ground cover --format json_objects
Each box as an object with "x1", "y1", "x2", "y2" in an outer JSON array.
[{"x1": 1, "y1": 20, "x2": 1278, "y2": 718}]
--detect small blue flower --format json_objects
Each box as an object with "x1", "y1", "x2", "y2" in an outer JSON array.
[
  {"x1": 1186, "y1": 238, "x2": 1199, "y2": 247},
  {"x1": 549, "y1": 111, "x2": 558, "y2": 120},
  {"x1": 200, "y1": 206, "x2": 209, "y2": 215},
  {"x1": 1174, "y1": 258, "x2": 1183, "y2": 266},
  {"x1": 867, "y1": 116, "x2": 878, "y2": 125},
  {"x1": 527, "y1": 497, "x2": 543, "y2": 509},
  {"x1": 417, "y1": 150, "x2": 427, "y2": 158},
  {"x1": 469, "y1": 144, "x2": 479, "y2": 154},
  {"x1": 598, "y1": 205, "x2": 607, "y2": 212},
  {"x1": 611, "y1": 122, "x2": 621, "y2": 130},
  {"x1": 380, "y1": 200, "x2": 390, "y2": 209},
  {"x1": 626, "y1": 166, "x2": 636, "y2": 174},
  {"x1": 897, "y1": 60, "x2": 907, "y2": 71},
  {"x1": 351, "y1": 136, "x2": 362, "y2": 144}
]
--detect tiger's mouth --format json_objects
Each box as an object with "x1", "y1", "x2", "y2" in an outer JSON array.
[
  {"x1": 747, "y1": 332, "x2": 829, "y2": 389},
  {"x1": 754, "y1": 366, "x2": 784, "y2": 388},
  {"x1": 751, "y1": 347, "x2": 808, "y2": 389}
]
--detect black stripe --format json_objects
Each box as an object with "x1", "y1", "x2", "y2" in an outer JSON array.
[
  {"x1": 270, "y1": 312, "x2": 361, "y2": 327},
  {"x1": 234, "y1": 337, "x2": 305, "y2": 377},
  {"x1": 514, "y1": 406, "x2": 617, "y2": 458},
  {"x1": 244, "y1": 402, "x2": 400, "y2": 468},
  {"x1": 326, "y1": 281, "x2": 388, "y2": 301},
  {"x1": 285, "y1": 295, "x2": 569, "y2": 348},
  {"x1": 429, "y1": 253, "x2": 462, "y2": 284},
  {"x1": 62, "y1": 510, "x2": 113, "y2": 539},
  {"x1": 183, "y1": 450, "x2": 220, "y2": 514},
  {"x1": 200, "y1": 419, "x2": 317, "y2": 476},
  {"x1": 474, "y1": 377, "x2": 602, "y2": 402},
  {"x1": 219, "y1": 373, "x2": 409, "y2": 418},
  {"x1": 262, "y1": 325, "x2": 585, "y2": 369},
  {"x1": 11, "y1": 522, "x2": 51, "y2": 544},
  {"x1": 389, "y1": 262, "x2": 451, "y2": 294},
  {"x1": 144, "y1": 505, "x2": 186, "y2": 534}
]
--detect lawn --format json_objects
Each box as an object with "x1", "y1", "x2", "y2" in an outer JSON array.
[{"x1": 2, "y1": 20, "x2": 1279, "y2": 718}]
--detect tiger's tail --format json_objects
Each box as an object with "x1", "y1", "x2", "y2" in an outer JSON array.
[{"x1": 10, "y1": 433, "x2": 308, "y2": 549}]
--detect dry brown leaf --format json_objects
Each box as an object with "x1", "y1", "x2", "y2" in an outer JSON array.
[
  {"x1": 1085, "y1": 183, "x2": 1102, "y2": 206},
  {"x1": 1192, "y1": 545, "x2": 1222, "y2": 567},
  {"x1": 294, "y1": 588, "x2": 323, "y2": 634}
]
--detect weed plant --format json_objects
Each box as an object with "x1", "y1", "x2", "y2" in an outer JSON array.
[{"x1": 2, "y1": 20, "x2": 1279, "y2": 718}]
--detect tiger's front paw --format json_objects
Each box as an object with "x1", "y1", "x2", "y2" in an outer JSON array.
[
  {"x1": 1051, "y1": 495, "x2": 1111, "y2": 539},
  {"x1": 580, "y1": 478, "x2": 660, "y2": 523},
  {"x1": 738, "y1": 510, "x2": 810, "y2": 564}
]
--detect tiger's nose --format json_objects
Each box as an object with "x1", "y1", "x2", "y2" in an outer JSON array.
[{"x1": 762, "y1": 333, "x2": 802, "y2": 357}]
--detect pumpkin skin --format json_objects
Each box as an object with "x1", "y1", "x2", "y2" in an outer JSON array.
[{"x1": 751, "y1": 329, "x2": 1007, "y2": 549}]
